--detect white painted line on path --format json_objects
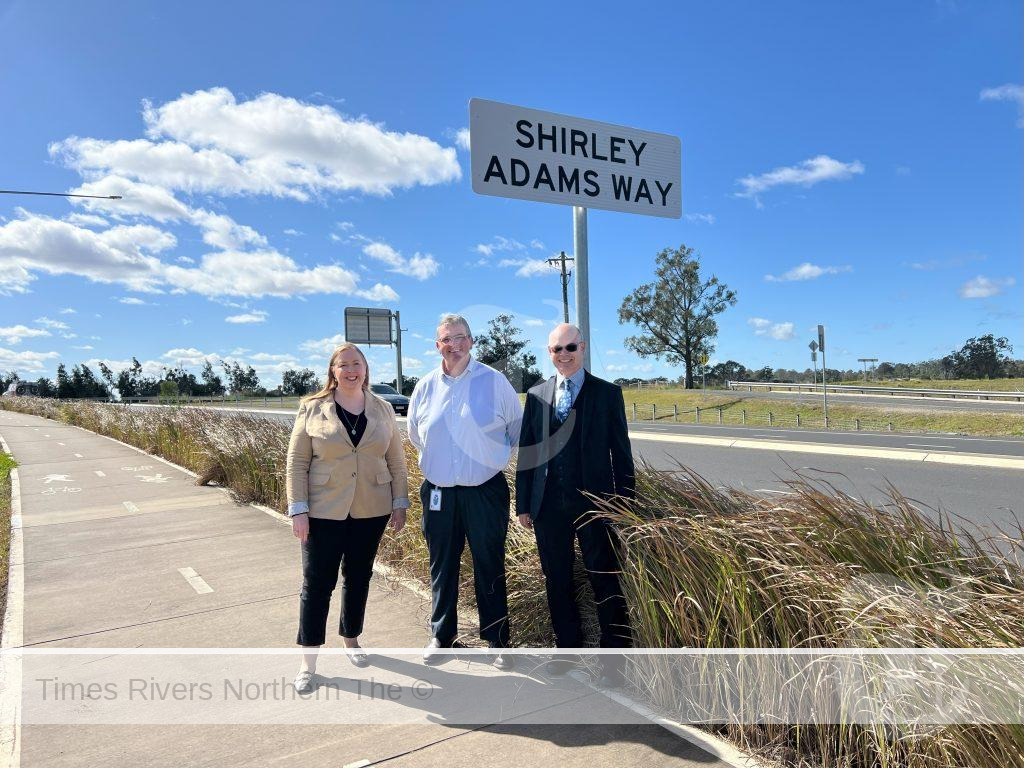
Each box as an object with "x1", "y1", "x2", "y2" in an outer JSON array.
[
  {"x1": 177, "y1": 567, "x2": 214, "y2": 595},
  {"x1": 94, "y1": 470, "x2": 105, "y2": 477},
  {"x1": 122, "y1": 501, "x2": 139, "y2": 514},
  {"x1": 906, "y1": 443, "x2": 955, "y2": 450}
]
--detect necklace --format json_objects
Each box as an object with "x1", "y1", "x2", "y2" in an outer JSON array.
[{"x1": 337, "y1": 405, "x2": 363, "y2": 436}]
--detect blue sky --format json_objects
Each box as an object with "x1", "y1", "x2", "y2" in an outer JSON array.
[{"x1": 1, "y1": 1, "x2": 1021, "y2": 386}]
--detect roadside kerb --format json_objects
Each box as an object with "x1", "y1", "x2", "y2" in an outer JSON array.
[{"x1": 0, "y1": 429, "x2": 24, "y2": 768}]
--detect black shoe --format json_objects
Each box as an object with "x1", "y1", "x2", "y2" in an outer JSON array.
[{"x1": 488, "y1": 642, "x2": 514, "y2": 671}]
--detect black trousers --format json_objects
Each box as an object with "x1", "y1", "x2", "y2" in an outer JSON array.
[
  {"x1": 296, "y1": 514, "x2": 390, "y2": 647},
  {"x1": 534, "y1": 501, "x2": 632, "y2": 648},
  {"x1": 420, "y1": 472, "x2": 510, "y2": 646}
]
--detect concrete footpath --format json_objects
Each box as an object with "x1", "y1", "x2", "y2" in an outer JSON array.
[{"x1": 0, "y1": 410, "x2": 745, "y2": 768}]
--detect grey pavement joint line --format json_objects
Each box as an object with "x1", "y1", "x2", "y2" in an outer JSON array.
[{"x1": 1, "y1": 412, "x2": 755, "y2": 766}]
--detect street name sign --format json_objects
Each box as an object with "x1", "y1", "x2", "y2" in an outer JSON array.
[{"x1": 470, "y1": 98, "x2": 681, "y2": 218}]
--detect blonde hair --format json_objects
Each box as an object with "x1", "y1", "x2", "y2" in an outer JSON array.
[{"x1": 303, "y1": 343, "x2": 370, "y2": 402}]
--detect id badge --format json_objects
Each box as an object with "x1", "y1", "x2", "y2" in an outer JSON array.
[{"x1": 429, "y1": 488, "x2": 442, "y2": 511}]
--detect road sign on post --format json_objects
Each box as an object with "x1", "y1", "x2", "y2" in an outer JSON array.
[
  {"x1": 344, "y1": 307, "x2": 404, "y2": 394},
  {"x1": 470, "y1": 98, "x2": 681, "y2": 371}
]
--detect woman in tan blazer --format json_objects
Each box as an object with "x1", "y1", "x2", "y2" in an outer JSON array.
[{"x1": 285, "y1": 342, "x2": 409, "y2": 692}]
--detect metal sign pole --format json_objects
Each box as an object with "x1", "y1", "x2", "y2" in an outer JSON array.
[
  {"x1": 818, "y1": 325, "x2": 828, "y2": 428},
  {"x1": 573, "y1": 206, "x2": 591, "y2": 370},
  {"x1": 394, "y1": 310, "x2": 404, "y2": 395}
]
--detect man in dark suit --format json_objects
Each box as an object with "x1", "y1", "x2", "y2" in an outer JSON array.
[{"x1": 516, "y1": 323, "x2": 634, "y2": 681}]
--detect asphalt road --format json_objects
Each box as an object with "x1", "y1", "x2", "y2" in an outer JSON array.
[
  {"x1": 704, "y1": 388, "x2": 1024, "y2": 414},
  {"x1": 168, "y1": 404, "x2": 1022, "y2": 538}
]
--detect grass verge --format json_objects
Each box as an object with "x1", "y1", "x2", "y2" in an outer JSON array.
[
  {"x1": 1, "y1": 397, "x2": 1021, "y2": 766},
  {"x1": 0, "y1": 451, "x2": 15, "y2": 637},
  {"x1": 621, "y1": 389, "x2": 1024, "y2": 437}
]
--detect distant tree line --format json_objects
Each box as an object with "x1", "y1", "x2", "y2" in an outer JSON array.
[
  {"x1": 613, "y1": 335, "x2": 1022, "y2": 388},
  {"x1": 2, "y1": 358, "x2": 326, "y2": 400}
]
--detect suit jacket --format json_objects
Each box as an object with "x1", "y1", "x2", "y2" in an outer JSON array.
[
  {"x1": 515, "y1": 371, "x2": 634, "y2": 521},
  {"x1": 286, "y1": 391, "x2": 409, "y2": 520}
]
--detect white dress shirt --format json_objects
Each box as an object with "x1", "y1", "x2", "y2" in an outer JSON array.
[
  {"x1": 553, "y1": 367, "x2": 587, "y2": 408},
  {"x1": 408, "y1": 357, "x2": 523, "y2": 487}
]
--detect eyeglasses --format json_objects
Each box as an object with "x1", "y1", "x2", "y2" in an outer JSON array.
[
  {"x1": 549, "y1": 343, "x2": 580, "y2": 353},
  {"x1": 438, "y1": 334, "x2": 470, "y2": 346}
]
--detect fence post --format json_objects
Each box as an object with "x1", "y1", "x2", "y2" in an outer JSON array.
[
  {"x1": 856, "y1": 418, "x2": 860, "y2": 431},
  {"x1": 695, "y1": 407, "x2": 701, "y2": 424},
  {"x1": 718, "y1": 407, "x2": 723, "y2": 424},
  {"x1": 652, "y1": 403, "x2": 657, "y2": 421},
  {"x1": 742, "y1": 409, "x2": 746, "y2": 425},
  {"x1": 632, "y1": 403, "x2": 637, "y2": 420},
  {"x1": 797, "y1": 413, "x2": 801, "y2": 427},
  {"x1": 888, "y1": 422, "x2": 893, "y2": 432},
  {"x1": 673, "y1": 404, "x2": 678, "y2": 422},
  {"x1": 768, "y1": 411, "x2": 773, "y2": 427}
]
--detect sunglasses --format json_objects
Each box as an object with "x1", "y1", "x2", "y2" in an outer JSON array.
[{"x1": 549, "y1": 343, "x2": 580, "y2": 353}]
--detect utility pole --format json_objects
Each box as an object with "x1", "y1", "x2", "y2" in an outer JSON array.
[
  {"x1": 546, "y1": 250, "x2": 574, "y2": 323},
  {"x1": 818, "y1": 325, "x2": 828, "y2": 428}
]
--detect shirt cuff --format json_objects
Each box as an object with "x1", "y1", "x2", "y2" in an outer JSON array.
[
  {"x1": 391, "y1": 497, "x2": 410, "y2": 510},
  {"x1": 287, "y1": 501, "x2": 309, "y2": 517}
]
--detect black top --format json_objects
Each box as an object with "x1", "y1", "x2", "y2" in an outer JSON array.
[{"x1": 335, "y1": 403, "x2": 367, "y2": 447}]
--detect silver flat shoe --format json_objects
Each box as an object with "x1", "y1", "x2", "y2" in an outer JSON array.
[
  {"x1": 345, "y1": 646, "x2": 369, "y2": 668},
  {"x1": 292, "y1": 670, "x2": 316, "y2": 693}
]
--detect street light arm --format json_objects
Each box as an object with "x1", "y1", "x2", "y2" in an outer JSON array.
[{"x1": 0, "y1": 190, "x2": 122, "y2": 200}]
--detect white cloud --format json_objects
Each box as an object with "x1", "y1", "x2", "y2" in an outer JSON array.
[
  {"x1": 0, "y1": 214, "x2": 173, "y2": 294},
  {"x1": 68, "y1": 176, "x2": 192, "y2": 222},
  {"x1": 402, "y1": 356, "x2": 423, "y2": 370},
  {"x1": 736, "y1": 155, "x2": 864, "y2": 205},
  {"x1": 748, "y1": 317, "x2": 796, "y2": 340},
  {"x1": 64, "y1": 213, "x2": 109, "y2": 228},
  {"x1": 958, "y1": 275, "x2": 1016, "y2": 299},
  {"x1": 162, "y1": 348, "x2": 219, "y2": 366},
  {"x1": 498, "y1": 258, "x2": 559, "y2": 278},
  {"x1": 283, "y1": 228, "x2": 303, "y2": 236},
  {"x1": 606, "y1": 363, "x2": 629, "y2": 372},
  {"x1": 455, "y1": 128, "x2": 471, "y2": 151},
  {"x1": 475, "y1": 236, "x2": 528, "y2": 257},
  {"x1": 59, "y1": 307, "x2": 77, "y2": 314},
  {"x1": 0, "y1": 347, "x2": 60, "y2": 373},
  {"x1": 606, "y1": 350, "x2": 620, "y2": 356},
  {"x1": 684, "y1": 212, "x2": 716, "y2": 224},
  {"x1": 524, "y1": 318, "x2": 545, "y2": 327},
  {"x1": 764, "y1": 262, "x2": 852, "y2": 282},
  {"x1": 980, "y1": 84, "x2": 1024, "y2": 128},
  {"x1": 530, "y1": 239, "x2": 545, "y2": 250},
  {"x1": 0, "y1": 325, "x2": 51, "y2": 344},
  {"x1": 118, "y1": 297, "x2": 147, "y2": 305},
  {"x1": 35, "y1": 316, "x2": 70, "y2": 330},
  {"x1": 299, "y1": 334, "x2": 346, "y2": 357},
  {"x1": 52, "y1": 88, "x2": 461, "y2": 201},
  {"x1": 361, "y1": 241, "x2": 439, "y2": 281},
  {"x1": 73, "y1": 345, "x2": 94, "y2": 351},
  {"x1": 225, "y1": 310, "x2": 268, "y2": 324}
]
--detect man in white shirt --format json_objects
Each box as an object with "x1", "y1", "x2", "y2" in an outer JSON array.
[{"x1": 408, "y1": 313, "x2": 522, "y2": 669}]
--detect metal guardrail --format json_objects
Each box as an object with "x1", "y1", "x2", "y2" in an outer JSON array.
[
  {"x1": 629, "y1": 402, "x2": 906, "y2": 433},
  {"x1": 726, "y1": 381, "x2": 1024, "y2": 402}
]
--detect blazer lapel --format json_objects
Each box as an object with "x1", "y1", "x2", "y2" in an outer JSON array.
[
  {"x1": 540, "y1": 376, "x2": 557, "y2": 435},
  {"x1": 579, "y1": 370, "x2": 595, "y2": 446},
  {"x1": 319, "y1": 398, "x2": 354, "y2": 447}
]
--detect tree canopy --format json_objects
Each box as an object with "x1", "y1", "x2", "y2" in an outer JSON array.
[{"x1": 474, "y1": 313, "x2": 543, "y2": 392}]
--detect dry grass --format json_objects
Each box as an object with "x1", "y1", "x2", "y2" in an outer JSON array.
[
  {"x1": 2, "y1": 396, "x2": 1021, "y2": 766},
  {"x1": 0, "y1": 451, "x2": 14, "y2": 636}
]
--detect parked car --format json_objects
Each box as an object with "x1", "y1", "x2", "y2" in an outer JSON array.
[{"x1": 370, "y1": 383, "x2": 410, "y2": 415}]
